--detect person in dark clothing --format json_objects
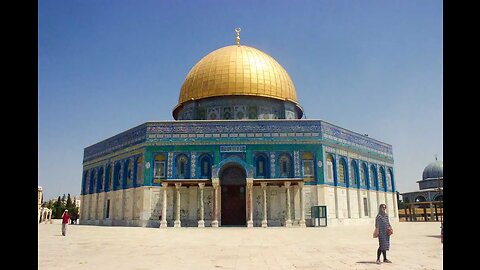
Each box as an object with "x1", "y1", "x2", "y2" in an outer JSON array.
[{"x1": 375, "y1": 204, "x2": 392, "y2": 264}]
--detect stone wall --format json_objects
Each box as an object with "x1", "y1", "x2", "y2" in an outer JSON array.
[{"x1": 80, "y1": 185, "x2": 399, "y2": 227}]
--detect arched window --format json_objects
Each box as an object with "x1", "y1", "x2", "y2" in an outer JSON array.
[
  {"x1": 350, "y1": 160, "x2": 358, "y2": 186},
  {"x1": 379, "y1": 167, "x2": 385, "y2": 189},
  {"x1": 255, "y1": 153, "x2": 269, "y2": 178},
  {"x1": 338, "y1": 159, "x2": 346, "y2": 184},
  {"x1": 153, "y1": 154, "x2": 166, "y2": 183},
  {"x1": 113, "y1": 162, "x2": 121, "y2": 190},
  {"x1": 123, "y1": 160, "x2": 131, "y2": 189},
  {"x1": 370, "y1": 165, "x2": 377, "y2": 189},
  {"x1": 104, "y1": 165, "x2": 112, "y2": 192},
  {"x1": 415, "y1": 196, "x2": 426, "y2": 202},
  {"x1": 136, "y1": 157, "x2": 144, "y2": 186},
  {"x1": 199, "y1": 154, "x2": 212, "y2": 178},
  {"x1": 82, "y1": 171, "x2": 88, "y2": 195},
  {"x1": 302, "y1": 152, "x2": 314, "y2": 178},
  {"x1": 325, "y1": 154, "x2": 334, "y2": 182},
  {"x1": 108, "y1": 165, "x2": 113, "y2": 191},
  {"x1": 388, "y1": 168, "x2": 394, "y2": 190},
  {"x1": 126, "y1": 160, "x2": 133, "y2": 188},
  {"x1": 360, "y1": 163, "x2": 367, "y2": 187},
  {"x1": 278, "y1": 153, "x2": 292, "y2": 178},
  {"x1": 176, "y1": 154, "x2": 189, "y2": 179},
  {"x1": 89, "y1": 169, "x2": 96, "y2": 194},
  {"x1": 97, "y1": 167, "x2": 104, "y2": 192}
]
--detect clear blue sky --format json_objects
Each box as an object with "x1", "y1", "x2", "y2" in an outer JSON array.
[{"x1": 38, "y1": 0, "x2": 443, "y2": 201}]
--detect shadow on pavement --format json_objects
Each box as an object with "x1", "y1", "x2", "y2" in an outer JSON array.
[{"x1": 356, "y1": 261, "x2": 380, "y2": 264}]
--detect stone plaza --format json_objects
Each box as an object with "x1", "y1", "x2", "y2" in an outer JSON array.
[{"x1": 38, "y1": 221, "x2": 442, "y2": 270}]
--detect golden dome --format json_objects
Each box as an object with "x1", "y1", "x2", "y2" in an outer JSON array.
[{"x1": 174, "y1": 45, "x2": 301, "y2": 117}]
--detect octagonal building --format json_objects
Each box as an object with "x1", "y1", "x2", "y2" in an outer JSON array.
[{"x1": 80, "y1": 34, "x2": 399, "y2": 227}]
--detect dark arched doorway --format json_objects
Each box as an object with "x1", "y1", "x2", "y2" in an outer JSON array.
[{"x1": 220, "y1": 165, "x2": 246, "y2": 226}]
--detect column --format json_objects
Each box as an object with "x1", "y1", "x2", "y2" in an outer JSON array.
[
  {"x1": 261, "y1": 182, "x2": 268, "y2": 228},
  {"x1": 174, "y1": 183, "x2": 182, "y2": 228},
  {"x1": 198, "y1": 183, "x2": 205, "y2": 227},
  {"x1": 285, "y1": 182, "x2": 292, "y2": 227},
  {"x1": 160, "y1": 182, "x2": 168, "y2": 228},
  {"x1": 246, "y1": 179, "x2": 254, "y2": 227},
  {"x1": 212, "y1": 179, "x2": 219, "y2": 227},
  {"x1": 429, "y1": 202, "x2": 435, "y2": 221},
  {"x1": 298, "y1": 182, "x2": 306, "y2": 227}
]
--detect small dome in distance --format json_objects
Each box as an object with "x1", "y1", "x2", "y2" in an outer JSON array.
[{"x1": 422, "y1": 160, "x2": 443, "y2": 180}]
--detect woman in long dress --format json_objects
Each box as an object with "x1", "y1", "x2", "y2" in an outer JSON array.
[{"x1": 375, "y1": 204, "x2": 392, "y2": 264}]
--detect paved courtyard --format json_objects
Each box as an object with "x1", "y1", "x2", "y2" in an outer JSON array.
[{"x1": 38, "y1": 221, "x2": 442, "y2": 270}]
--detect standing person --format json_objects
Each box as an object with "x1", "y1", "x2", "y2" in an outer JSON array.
[
  {"x1": 61, "y1": 210, "x2": 70, "y2": 236},
  {"x1": 375, "y1": 204, "x2": 392, "y2": 264}
]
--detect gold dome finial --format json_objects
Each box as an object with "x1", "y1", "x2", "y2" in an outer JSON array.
[{"x1": 235, "y1": 28, "x2": 241, "y2": 45}]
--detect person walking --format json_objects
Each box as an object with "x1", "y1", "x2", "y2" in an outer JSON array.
[
  {"x1": 61, "y1": 210, "x2": 70, "y2": 236},
  {"x1": 374, "y1": 204, "x2": 392, "y2": 264}
]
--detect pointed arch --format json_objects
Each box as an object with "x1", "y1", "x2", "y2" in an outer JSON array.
[
  {"x1": 113, "y1": 162, "x2": 121, "y2": 190},
  {"x1": 104, "y1": 164, "x2": 112, "y2": 192},
  {"x1": 278, "y1": 152, "x2": 293, "y2": 178},
  {"x1": 89, "y1": 168, "x2": 96, "y2": 194},
  {"x1": 135, "y1": 156, "x2": 144, "y2": 187},
  {"x1": 325, "y1": 153, "x2": 335, "y2": 183},
  {"x1": 379, "y1": 167, "x2": 386, "y2": 190},
  {"x1": 97, "y1": 167, "x2": 104, "y2": 192},
  {"x1": 254, "y1": 152, "x2": 270, "y2": 178},
  {"x1": 338, "y1": 157, "x2": 347, "y2": 185},
  {"x1": 370, "y1": 164, "x2": 378, "y2": 190},
  {"x1": 388, "y1": 168, "x2": 394, "y2": 191},
  {"x1": 360, "y1": 162, "x2": 368, "y2": 187},
  {"x1": 175, "y1": 153, "x2": 189, "y2": 179},
  {"x1": 350, "y1": 159, "x2": 359, "y2": 187},
  {"x1": 199, "y1": 153, "x2": 213, "y2": 178}
]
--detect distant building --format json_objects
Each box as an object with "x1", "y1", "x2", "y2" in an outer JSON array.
[
  {"x1": 38, "y1": 186, "x2": 52, "y2": 223},
  {"x1": 401, "y1": 159, "x2": 443, "y2": 221},
  {"x1": 38, "y1": 186, "x2": 43, "y2": 210}
]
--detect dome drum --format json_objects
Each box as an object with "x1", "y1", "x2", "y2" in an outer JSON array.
[{"x1": 174, "y1": 96, "x2": 302, "y2": 120}]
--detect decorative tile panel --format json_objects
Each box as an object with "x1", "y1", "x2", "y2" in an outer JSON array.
[
  {"x1": 294, "y1": 151, "x2": 300, "y2": 177},
  {"x1": 167, "y1": 152, "x2": 173, "y2": 178},
  {"x1": 270, "y1": 152, "x2": 276, "y2": 177},
  {"x1": 191, "y1": 152, "x2": 196, "y2": 177}
]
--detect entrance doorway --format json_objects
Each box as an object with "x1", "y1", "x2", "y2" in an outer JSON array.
[{"x1": 220, "y1": 165, "x2": 246, "y2": 226}]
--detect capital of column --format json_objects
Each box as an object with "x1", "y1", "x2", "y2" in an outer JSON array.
[
  {"x1": 284, "y1": 181, "x2": 291, "y2": 188},
  {"x1": 175, "y1": 183, "x2": 182, "y2": 189},
  {"x1": 261, "y1": 182, "x2": 267, "y2": 188},
  {"x1": 161, "y1": 182, "x2": 169, "y2": 188},
  {"x1": 212, "y1": 178, "x2": 220, "y2": 188},
  {"x1": 198, "y1": 182, "x2": 205, "y2": 189},
  {"x1": 246, "y1": 178, "x2": 254, "y2": 189}
]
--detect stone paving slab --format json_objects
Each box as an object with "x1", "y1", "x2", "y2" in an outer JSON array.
[{"x1": 38, "y1": 221, "x2": 443, "y2": 270}]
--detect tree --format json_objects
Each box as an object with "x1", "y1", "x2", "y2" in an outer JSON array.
[
  {"x1": 53, "y1": 196, "x2": 64, "y2": 219},
  {"x1": 65, "y1": 194, "x2": 78, "y2": 218},
  {"x1": 66, "y1": 194, "x2": 73, "y2": 209}
]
